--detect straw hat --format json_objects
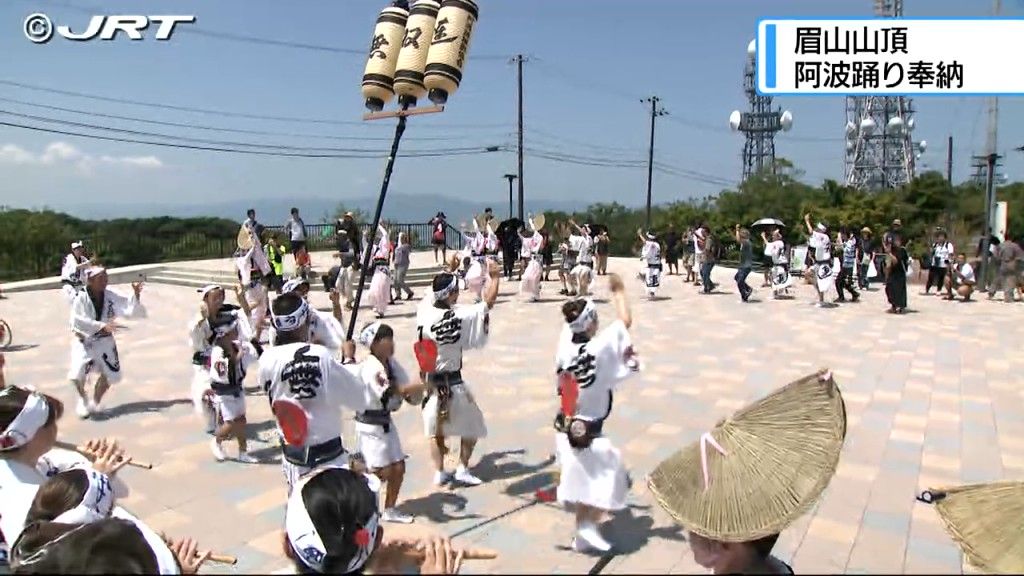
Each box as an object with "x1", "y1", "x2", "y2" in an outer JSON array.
[
  {"x1": 648, "y1": 369, "x2": 846, "y2": 542},
  {"x1": 917, "y1": 481, "x2": 1024, "y2": 574}
]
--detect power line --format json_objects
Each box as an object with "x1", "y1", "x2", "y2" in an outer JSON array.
[
  {"x1": 0, "y1": 110, "x2": 509, "y2": 154},
  {"x1": 0, "y1": 120, "x2": 509, "y2": 159},
  {"x1": 25, "y1": 0, "x2": 513, "y2": 60},
  {"x1": 0, "y1": 96, "x2": 509, "y2": 143},
  {"x1": 0, "y1": 80, "x2": 510, "y2": 129}
]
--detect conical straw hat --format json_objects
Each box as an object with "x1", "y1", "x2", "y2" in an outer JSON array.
[
  {"x1": 917, "y1": 481, "x2": 1024, "y2": 574},
  {"x1": 648, "y1": 369, "x2": 846, "y2": 542}
]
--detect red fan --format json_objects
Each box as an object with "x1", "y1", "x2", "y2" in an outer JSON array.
[
  {"x1": 272, "y1": 398, "x2": 309, "y2": 446},
  {"x1": 558, "y1": 372, "x2": 579, "y2": 419},
  {"x1": 413, "y1": 340, "x2": 439, "y2": 374}
]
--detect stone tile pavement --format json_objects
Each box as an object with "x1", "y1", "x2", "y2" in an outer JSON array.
[{"x1": 1, "y1": 257, "x2": 1022, "y2": 574}]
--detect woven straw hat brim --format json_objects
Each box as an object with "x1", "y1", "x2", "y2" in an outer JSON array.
[
  {"x1": 648, "y1": 370, "x2": 847, "y2": 542},
  {"x1": 923, "y1": 481, "x2": 1024, "y2": 574}
]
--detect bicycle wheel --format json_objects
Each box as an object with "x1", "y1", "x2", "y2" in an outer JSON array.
[{"x1": 0, "y1": 319, "x2": 10, "y2": 348}]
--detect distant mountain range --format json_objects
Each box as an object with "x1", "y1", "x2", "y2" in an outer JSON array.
[{"x1": 55, "y1": 193, "x2": 596, "y2": 224}]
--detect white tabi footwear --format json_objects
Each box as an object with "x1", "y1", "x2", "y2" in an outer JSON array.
[{"x1": 454, "y1": 465, "x2": 482, "y2": 486}]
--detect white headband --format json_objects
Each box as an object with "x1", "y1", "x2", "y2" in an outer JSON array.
[
  {"x1": 282, "y1": 278, "x2": 310, "y2": 295},
  {"x1": 0, "y1": 388, "x2": 50, "y2": 452},
  {"x1": 285, "y1": 467, "x2": 383, "y2": 574},
  {"x1": 13, "y1": 510, "x2": 180, "y2": 574},
  {"x1": 433, "y1": 274, "x2": 459, "y2": 302},
  {"x1": 646, "y1": 233, "x2": 656, "y2": 240},
  {"x1": 52, "y1": 465, "x2": 115, "y2": 524},
  {"x1": 357, "y1": 322, "x2": 382, "y2": 349},
  {"x1": 197, "y1": 285, "x2": 222, "y2": 299},
  {"x1": 272, "y1": 298, "x2": 310, "y2": 332},
  {"x1": 567, "y1": 299, "x2": 598, "y2": 334}
]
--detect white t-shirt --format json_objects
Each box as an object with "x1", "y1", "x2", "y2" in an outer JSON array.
[
  {"x1": 577, "y1": 236, "x2": 595, "y2": 264},
  {"x1": 809, "y1": 231, "x2": 832, "y2": 262},
  {"x1": 416, "y1": 302, "x2": 490, "y2": 373},
  {"x1": 932, "y1": 242, "x2": 954, "y2": 268},
  {"x1": 357, "y1": 355, "x2": 410, "y2": 415},
  {"x1": 764, "y1": 240, "x2": 788, "y2": 264},
  {"x1": 556, "y1": 320, "x2": 634, "y2": 421},
  {"x1": 958, "y1": 262, "x2": 976, "y2": 283},
  {"x1": 259, "y1": 342, "x2": 371, "y2": 447}
]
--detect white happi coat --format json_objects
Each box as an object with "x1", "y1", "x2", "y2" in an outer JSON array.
[
  {"x1": 519, "y1": 232, "x2": 544, "y2": 299},
  {"x1": 555, "y1": 320, "x2": 634, "y2": 511},
  {"x1": 641, "y1": 240, "x2": 662, "y2": 293},
  {"x1": 188, "y1": 306, "x2": 253, "y2": 413},
  {"x1": 68, "y1": 288, "x2": 146, "y2": 384},
  {"x1": 208, "y1": 342, "x2": 259, "y2": 421},
  {"x1": 60, "y1": 253, "x2": 89, "y2": 303},
  {"x1": 416, "y1": 301, "x2": 490, "y2": 439},
  {"x1": 355, "y1": 354, "x2": 411, "y2": 469},
  {"x1": 809, "y1": 231, "x2": 835, "y2": 293},
  {"x1": 259, "y1": 342, "x2": 371, "y2": 492},
  {"x1": 571, "y1": 235, "x2": 596, "y2": 285}
]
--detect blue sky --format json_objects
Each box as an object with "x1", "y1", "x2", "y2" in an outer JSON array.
[{"x1": 0, "y1": 0, "x2": 1021, "y2": 216}]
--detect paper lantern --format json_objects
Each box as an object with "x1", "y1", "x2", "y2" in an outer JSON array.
[
  {"x1": 423, "y1": 0, "x2": 479, "y2": 105},
  {"x1": 394, "y1": 0, "x2": 441, "y2": 106},
  {"x1": 361, "y1": 2, "x2": 410, "y2": 112}
]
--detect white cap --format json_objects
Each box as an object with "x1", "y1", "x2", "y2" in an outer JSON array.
[
  {"x1": 71, "y1": 241, "x2": 83, "y2": 250},
  {"x1": 197, "y1": 285, "x2": 222, "y2": 299}
]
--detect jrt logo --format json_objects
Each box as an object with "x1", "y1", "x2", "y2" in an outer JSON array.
[{"x1": 24, "y1": 13, "x2": 196, "y2": 43}]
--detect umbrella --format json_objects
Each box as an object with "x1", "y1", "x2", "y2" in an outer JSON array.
[{"x1": 752, "y1": 218, "x2": 785, "y2": 228}]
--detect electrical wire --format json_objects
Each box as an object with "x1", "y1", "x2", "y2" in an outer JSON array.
[
  {"x1": 0, "y1": 80, "x2": 511, "y2": 129},
  {"x1": 24, "y1": 0, "x2": 512, "y2": 60},
  {"x1": 0, "y1": 96, "x2": 510, "y2": 143},
  {"x1": 0, "y1": 120, "x2": 510, "y2": 159}
]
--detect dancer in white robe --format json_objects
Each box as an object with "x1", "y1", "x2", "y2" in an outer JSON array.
[
  {"x1": 353, "y1": 321, "x2": 424, "y2": 524},
  {"x1": 207, "y1": 321, "x2": 260, "y2": 464},
  {"x1": 554, "y1": 274, "x2": 638, "y2": 553},
  {"x1": 0, "y1": 386, "x2": 130, "y2": 556},
  {"x1": 638, "y1": 230, "x2": 663, "y2": 299},
  {"x1": 463, "y1": 221, "x2": 488, "y2": 303},
  {"x1": 761, "y1": 229, "x2": 792, "y2": 298},
  {"x1": 274, "y1": 278, "x2": 345, "y2": 353},
  {"x1": 235, "y1": 243, "x2": 271, "y2": 342},
  {"x1": 68, "y1": 268, "x2": 146, "y2": 419},
  {"x1": 416, "y1": 263, "x2": 500, "y2": 487},
  {"x1": 188, "y1": 285, "x2": 253, "y2": 434},
  {"x1": 518, "y1": 217, "x2": 544, "y2": 302},
  {"x1": 368, "y1": 224, "x2": 393, "y2": 319},
  {"x1": 60, "y1": 241, "x2": 92, "y2": 304},
  {"x1": 569, "y1": 222, "x2": 597, "y2": 297},
  {"x1": 259, "y1": 292, "x2": 370, "y2": 493},
  {"x1": 804, "y1": 213, "x2": 835, "y2": 307}
]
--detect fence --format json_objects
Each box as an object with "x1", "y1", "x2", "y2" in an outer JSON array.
[{"x1": 0, "y1": 223, "x2": 465, "y2": 283}]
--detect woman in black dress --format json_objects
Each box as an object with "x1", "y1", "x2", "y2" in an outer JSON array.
[
  {"x1": 664, "y1": 224, "x2": 680, "y2": 275},
  {"x1": 885, "y1": 237, "x2": 909, "y2": 313}
]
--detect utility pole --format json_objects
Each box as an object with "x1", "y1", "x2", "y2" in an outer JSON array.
[
  {"x1": 975, "y1": 152, "x2": 1001, "y2": 292},
  {"x1": 513, "y1": 54, "x2": 528, "y2": 222},
  {"x1": 642, "y1": 96, "x2": 668, "y2": 230},
  {"x1": 945, "y1": 135, "x2": 953, "y2": 232},
  {"x1": 503, "y1": 174, "x2": 517, "y2": 219}
]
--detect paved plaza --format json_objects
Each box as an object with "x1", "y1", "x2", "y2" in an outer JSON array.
[{"x1": 2, "y1": 253, "x2": 1022, "y2": 574}]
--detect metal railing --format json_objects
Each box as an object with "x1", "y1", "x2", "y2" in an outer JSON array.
[{"x1": 264, "y1": 222, "x2": 464, "y2": 252}]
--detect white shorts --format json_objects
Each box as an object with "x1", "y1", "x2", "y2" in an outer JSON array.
[
  {"x1": 67, "y1": 336, "x2": 122, "y2": 384},
  {"x1": 62, "y1": 284, "x2": 81, "y2": 304},
  {"x1": 355, "y1": 422, "x2": 405, "y2": 469},
  {"x1": 214, "y1": 393, "x2": 246, "y2": 421},
  {"x1": 422, "y1": 383, "x2": 487, "y2": 439},
  {"x1": 555, "y1": 433, "x2": 629, "y2": 511}
]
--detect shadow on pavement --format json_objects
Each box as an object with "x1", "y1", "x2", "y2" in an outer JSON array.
[
  {"x1": 601, "y1": 505, "x2": 686, "y2": 555},
  {"x1": 473, "y1": 449, "x2": 555, "y2": 484},
  {"x1": 93, "y1": 398, "x2": 191, "y2": 421},
  {"x1": 399, "y1": 491, "x2": 482, "y2": 524}
]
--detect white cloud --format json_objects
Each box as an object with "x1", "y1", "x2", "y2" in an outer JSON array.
[{"x1": 0, "y1": 141, "x2": 163, "y2": 172}]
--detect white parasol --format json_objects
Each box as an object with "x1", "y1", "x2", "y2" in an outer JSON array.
[{"x1": 752, "y1": 218, "x2": 786, "y2": 228}]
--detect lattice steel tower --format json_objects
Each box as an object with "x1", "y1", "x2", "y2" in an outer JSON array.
[
  {"x1": 730, "y1": 40, "x2": 792, "y2": 181},
  {"x1": 844, "y1": 0, "x2": 924, "y2": 190}
]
